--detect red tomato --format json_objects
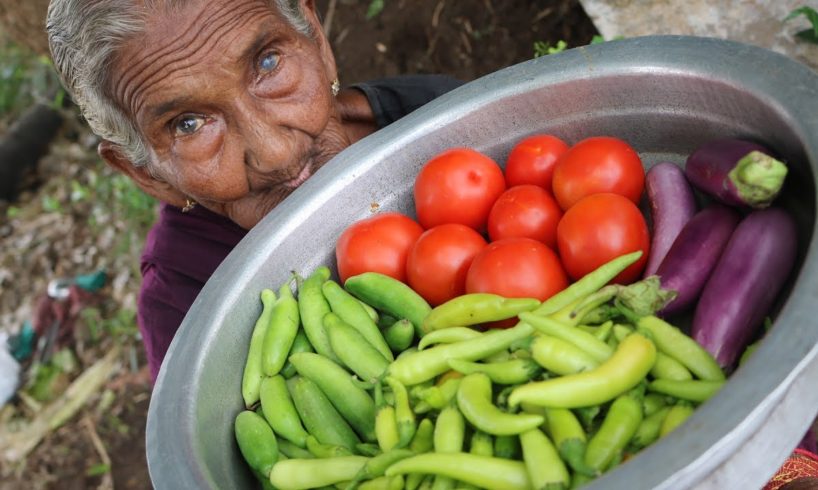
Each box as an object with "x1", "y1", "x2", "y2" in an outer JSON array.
[
  {"x1": 487, "y1": 185, "x2": 563, "y2": 248},
  {"x1": 551, "y1": 136, "x2": 645, "y2": 210},
  {"x1": 465, "y1": 237, "x2": 568, "y2": 302},
  {"x1": 406, "y1": 224, "x2": 488, "y2": 306},
  {"x1": 414, "y1": 148, "x2": 506, "y2": 231},
  {"x1": 504, "y1": 134, "x2": 569, "y2": 189},
  {"x1": 335, "y1": 212, "x2": 424, "y2": 283},
  {"x1": 556, "y1": 193, "x2": 649, "y2": 284}
]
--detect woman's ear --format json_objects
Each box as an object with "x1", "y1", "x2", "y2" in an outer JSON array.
[{"x1": 98, "y1": 140, "x2": 187, "y2": 208}]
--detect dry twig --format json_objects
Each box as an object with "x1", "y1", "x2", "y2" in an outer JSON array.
[{"x1": 82, "y1": 415, "x2": 113, "y2": 490}]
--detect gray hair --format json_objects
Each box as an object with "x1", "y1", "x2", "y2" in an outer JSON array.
[{"x1": 46, "y1": 0, "x2": 313, "y2": 166}]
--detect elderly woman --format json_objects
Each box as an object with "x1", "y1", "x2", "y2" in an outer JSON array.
[{"x1": 46, "y1": 0, "x2": 462, "y2": 381}]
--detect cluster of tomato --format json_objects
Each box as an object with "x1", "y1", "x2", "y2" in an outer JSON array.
[{"x1": 335, "y1": 134, "x2": 651, "y2": 311}]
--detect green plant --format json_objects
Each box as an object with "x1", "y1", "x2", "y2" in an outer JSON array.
[
  {"x1": 0, "y1": 40, "x2": 65, "y2": 119},
  {"x1": 533, "y1": 40, "x2": 567, "y2": 58},
  {"x1": 534, "y1": 36, "x2": 623, "y2": 58},
  {"x1": 76, "y1": 163, "x2": 157, "y2": 263},
  {"x1": 80, "y1": 306, "x2": 140, "y2": 344},
  {"x1": 366, "y1": 0, "x2": 385, "y2": 19},
  {"x1": 785, "y1": 6, "x2": 818, "y2": 44}
]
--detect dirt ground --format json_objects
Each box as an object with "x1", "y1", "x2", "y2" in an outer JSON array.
[{"x1": 0, "y1": 1, "x2": 597, "y2": 489}]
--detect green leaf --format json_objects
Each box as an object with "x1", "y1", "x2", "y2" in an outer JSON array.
[
  {"x1": 785, "y1": 6, "x2": 818, "y2": 43},
  {"x1": 86, "y1": 463, "x2": 111, "y2": 477},
  {"x1": 533, "y1": 41, "x2": 550, "y2": 58},
  {"x1": 795, "y1": 28, "x2": 818, "y2": 44},
  {"x1": 366, "y1": 0, "x2": 385, "y2": 19},
  {"x1": 533, "y1": 40, "x2": 568, "y2": 58},
  {"x1": 6, "y1": 206, "x2": 20, "y2": 218},
  {"x1": 548, "y1": 40, "x2": 568, "y2": 55},
  {"x1": 41, "y1": 195, "x2": 63, "y2": 213},
  {"x1": 590, "y1": 35, "x2": 606, "y2": 44}
]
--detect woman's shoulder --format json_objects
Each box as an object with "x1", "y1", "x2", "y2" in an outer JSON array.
[
  {"x1": 350, "y1": 75, "x2": 465, "y2": 128},
  {"x1": 140, "y1": 203, "x2": 248, "y2": 284}
]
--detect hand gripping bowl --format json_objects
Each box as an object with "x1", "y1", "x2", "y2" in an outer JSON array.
[{"x1": 147, "y1": 36, "x2": 818, "y2": 489}]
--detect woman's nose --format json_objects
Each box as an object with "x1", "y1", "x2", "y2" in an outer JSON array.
[{"x1": 233, "y1": 98, "x2": 290, "y2": 174}]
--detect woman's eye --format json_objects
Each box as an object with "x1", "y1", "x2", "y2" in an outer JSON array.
[
  {"x1": 258, "y1": 51, "x2": 280, "y2": 74},
  {"x1": 174, "y1": 115, "x2": 205, "y2": 136}
]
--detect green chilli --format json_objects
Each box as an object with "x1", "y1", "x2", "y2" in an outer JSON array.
[
  {"x1": 344, "y1": 272, "x2": 432, "y2": 337},
  {"x1": 447, "y1": 358, "x2": 541, "y2": 385},
  {"x1": 277, "y1": 437, "x2": 314, "y2": 459},
  {"x1": 289, "y1": 352, "x2": 376, "y2": 442},
  {"x1": 469, "y1": 430, "x2": 494, "y2": 457},
  {"x1": 660, "y1": 403, "x2": 695, "y2": 437},
  {"x1": 631, "y1": 406, "x2": 671, "y2": 449},
  {"x1": 269, "y1": 456, "x2": 368, "y2": 490},
  {"x1": 545, "y1": 407, "x2": 596, "y2": 477},
  {"x1": 355, "y1": 443, "x2": 382, "y2": 457},
  {"x1": 356, "y1": 298, "x2": 380, "y2": 324},
  {"x1": 385, "y1": 453, "x2": 531, "y2": 490},
  {"x1": 375, "y1": 383, "x2": 400, "y2": 452},
  {"x1": 533, "y1": 251, "x2": 643, "y2": 316},
  {"x1": 384, "y1": 377, "x2": 416, "y2": 448},
  {"x1": 456, "y1": 373, "x2": 544, "y2": 436},
  {"x1": 493, "y1": 434, "x2": 521, "y2": 460},
  {"x1": 636, "y1": 315, "x2": 725, "y2": 381},
  {"x1": 520, "y1": 428, "x2": 570, "y2": 489},
  {"x1": 650, "y1": 352, "x2": 694, "y2": 381},
  {"x1": 435, "y1": 405, "x2": 466, "y2": 453},
  {"x1": 642, "y1": 393, "x2": 669, "y2": 416},
  {"x1": 384, "y1": 319, "x2": 415, "y2": 353},
  {"x1": 520, "y1": 312, "x2": 613, "y2": 363},
  {"x1": 325, "y1": 312, "x2": 390, "y2": 383},
  {"x1": 297, "y1": 266, "x2": 339, "y2": 362},
  {"x1": 530, "y1": 334, "x2": 600, "y2": 376},
  {"x1": 287, "y1": 376, "x2": 360, "y2": 450},
  {"x1": 415, "y1": 377, "x2": 461, "y2": 410},
  {"x1": 323, "y1": 280, "x2": 394, "y2": 361},
  {"x1": 280, "y1": 329, "x2": 315, "y2": 379},
  {"x1": 259, "y1": 375, "x2": 310, "y2": 448},
  {"x1": 242, "y1": 288, "x2": 277, "y2": 408},
  {"x1": 584, "y1": 394, "x2": 643, "y2": 473},
  {"x1": 234, "y1": 410, "x2": 278, "y2": 478},
  {"x1": 422, "y1": 293, "x2": 539, "y2": 332},
  {"x1": 388, "y1": 322, "x2": 534, "y2": 386},
  {"x1": 346, "y1": 448, "x2": 414, "y2": 490},
  {"x1": 417, "y1": 327, "x2": 482, "y2": 350},
  {"x1": 409, "y1": 418, "x2": 435, "y2": 454},
  {"x1": 509, "y1": 334, "x2": 656, "y2": 409},
  {"x1": 306, "y1": 435, "x2": 354, "y2": 458},
  {"x1": 358, "y1": 475, "x2": 405, "y2": 490},
  {"x1": 261, "y1": 283, "x2": 301, "y2": 377},
  {"x1": 648, "y1": 379, "x2": 724, "y2": 402},
  {"x1": 433, "y1": 405, "x2": 466, "y2": 490}
]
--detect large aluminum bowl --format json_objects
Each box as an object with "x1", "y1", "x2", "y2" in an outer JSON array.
[{"x1": 147, "y1": 36, "x2": 818, "y2": 489}]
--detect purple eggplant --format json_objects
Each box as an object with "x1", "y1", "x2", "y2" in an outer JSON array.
[
  {"x1": 656, "y1": 205, "x2": 741, "y2": 317},
  {"x1": 692, "y1": 207, "x2": 798, "y2": 370},
  {"x1": 644, "y1": 162, "x2": 698, "y2": 277},
  {"x1": 685, "y1": 138, "x2": 788, "y2": 209}
]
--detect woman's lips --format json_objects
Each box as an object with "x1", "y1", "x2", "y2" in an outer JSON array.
[{"x1": 283, "y1": 161, "x2": 313, "y2": 189}]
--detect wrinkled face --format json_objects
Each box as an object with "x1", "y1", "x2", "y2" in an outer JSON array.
[{"x1": 109, "y1": 0, "x2": 347, "y2": 228}]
